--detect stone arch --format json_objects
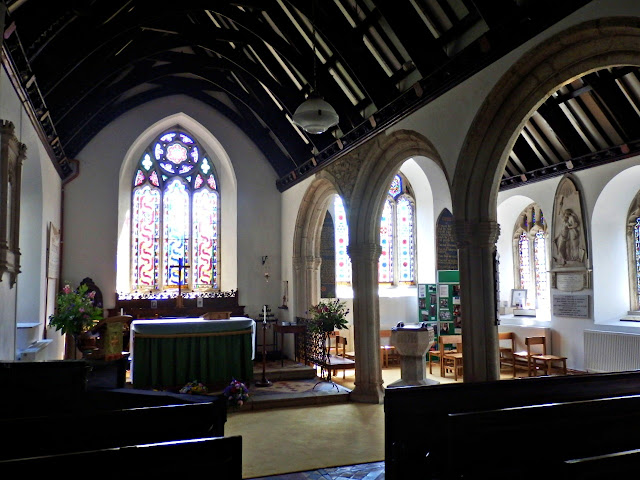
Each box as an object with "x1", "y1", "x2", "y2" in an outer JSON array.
[
  {"x1": 326, "y1": 129, "x2": 447, "y2": 402},
  {"x1": 349, "y1": 129, "x2": 448, "y2": 246},
  {"x1": 453, "y1": 17, "x2": 640, "y2": 381},
  {"x1": 291, "y1": 175, "x2": 340, "y2": 318}
]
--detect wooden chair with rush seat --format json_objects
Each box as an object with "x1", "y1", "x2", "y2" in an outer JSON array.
[
  {"x1": 441, "y1": 335, "x2": 463, "y2": 381},
  {"x1": 513, "y1": 336, "x2": 567, "y2": 376},
  {"x1": 428, "y1": 333, "x2": 460, "y2": 375},
  {"x1": 498, "y1": 331, "x2": 516, "y2": 378},
  {"x1": 380, "y1": 330, "x2": 399, "y2": 368}
]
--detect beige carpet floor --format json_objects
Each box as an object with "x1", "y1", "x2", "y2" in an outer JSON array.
[{"x1": 225, "y1": 402, "x2": 385, "y2": 479}]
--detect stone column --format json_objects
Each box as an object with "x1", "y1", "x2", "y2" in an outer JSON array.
[
  {"x1": 455, "y1": 219, "x2": 501, "y2": 382},
  {"x1": 348, "y1": 242, "x2": 384, "y2": 403},
  {"x1": 305, "y1": 255, "x2": 322, "y2": 309}
]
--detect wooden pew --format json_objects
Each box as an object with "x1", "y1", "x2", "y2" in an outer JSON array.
[
  {"x1": 384, "y1": 371, "x2": 640, "y2": 480},
  {"x1": 0, "y1": 399, "x2": 227, "y2": 461},
  {"x1": 445, "y1": 394, "x2": 640, "y2": 479},
  {"x1": 0, "y1": 436, "x2": 242, "y2": 478}
]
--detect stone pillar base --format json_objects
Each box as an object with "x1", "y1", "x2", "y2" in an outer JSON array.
[{"x1": 350, "y1": 383, "x2": 385, "y2": 404}]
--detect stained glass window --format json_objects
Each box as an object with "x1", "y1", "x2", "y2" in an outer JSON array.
[
  {"x1": 397, "y1": 195, "x2": 415, "y2": 284},
  {"x1": 379, "y1": 198, "x2": 394, "y2": 283},
  {"x1": 131, "y1": 127, "x2": 219, "y2": 292},
  {"x1": 514, "y1": 204, "x2": 548, "y2": 310},
  {"x1": 334, "y1": 173, "x2": 416, "y2": 286},
  {"x1": 334, "y1": 196, "x2": 352, "y2": 284},
  {"x1": 518, "y1": 233, "x2": 532, "y2": 305},
  {"x1": 534, "y1": 232, "x2": 549, "y2": 306}
]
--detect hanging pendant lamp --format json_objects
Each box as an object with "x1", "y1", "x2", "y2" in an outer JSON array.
[
  {"x1": 292, "y1": 93, "x2": 339, "y2": 134},
  {"x1": 292, "y1": 1, "x2": 339, "y2": 134}
]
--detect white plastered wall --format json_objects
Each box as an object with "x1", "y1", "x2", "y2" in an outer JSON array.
[{"x1": 497, "y1": 156, "x2": 640, "y2": 371}]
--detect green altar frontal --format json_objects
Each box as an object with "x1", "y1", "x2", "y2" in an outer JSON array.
[{"x1": 130, "y1": 317, "x2": 255, "y2": 389}]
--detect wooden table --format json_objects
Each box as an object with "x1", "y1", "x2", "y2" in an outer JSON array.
[{"x1": 273, "y1": 323, "x2": 306, "y2": 366}]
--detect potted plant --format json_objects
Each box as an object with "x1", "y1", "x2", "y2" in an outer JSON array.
[{"x1": 49, "y1": 282, "x2": 104, "y2": 358}]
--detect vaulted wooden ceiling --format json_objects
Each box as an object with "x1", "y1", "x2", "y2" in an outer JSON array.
[{"x1": 6, "y1": 0, "x2": 632, "y2": 194}]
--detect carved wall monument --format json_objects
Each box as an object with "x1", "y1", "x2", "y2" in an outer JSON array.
[
  {"x1": 551, "y1": 176, "x2": 589, "y2": 292},
  {"x1": 0, "y1": 121, "x2": 26, "y2": 287}
]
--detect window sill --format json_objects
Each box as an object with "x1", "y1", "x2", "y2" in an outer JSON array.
[{"x1": 335, "y1": 284, "x2": 416, "y2": 299}]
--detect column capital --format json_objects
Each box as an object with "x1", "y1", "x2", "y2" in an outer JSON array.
[
  {"x1": 305, "y1": 255, "x2": 322, "y2": 269},
  {"x1": 454, "y1": 220, "x2": 500, "y2": 249},
  {"x1": 347, "y1": 242, "x2": 381, "y2": 262}
]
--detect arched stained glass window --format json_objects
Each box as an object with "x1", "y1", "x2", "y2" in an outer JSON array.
[
  {"x1": 131, "y1": 127, "x2": 219, "y2": 292},
  {"x1": 513, "y1": 203, "x2": 548, "y2": 309},
  {"x1": 379, "y1": 198, "x2": 394, "y2": 283},
  {"x1": 334, "y1": 196, "x2": 352, "y2": 284},
  {"x1": 334, "y1": 173, "x2": 416, "y2": 287},
  {"x1": 396, "y1": 195, "x2": 415, "y2": 284}
]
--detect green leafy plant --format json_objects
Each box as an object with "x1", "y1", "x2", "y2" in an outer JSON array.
[
  {"x1": 308, "y1": 298, "x2": 350, "y2": 334},
  {"x1": 48, "y1": 283, "x2": 103, "y2": 336}
]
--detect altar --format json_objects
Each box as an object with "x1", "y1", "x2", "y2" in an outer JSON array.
[{"x1": 130, "y1": 317, "x2": 255, "y2": 390}]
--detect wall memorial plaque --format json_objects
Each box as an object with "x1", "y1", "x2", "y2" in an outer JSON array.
[
  {"x1": 556, "y1": 272, "x2": 585, "y2": 292},
  {"x1": 436, "y1": 209, "x2": 458, "y2": 271},
  {"x1": 553, "y1": 294, "x2": 590, "y2": 318}
]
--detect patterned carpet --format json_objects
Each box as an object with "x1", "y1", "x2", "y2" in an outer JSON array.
[{"x1": 247, "y1": 377, "x2": 350, "y2": 396}]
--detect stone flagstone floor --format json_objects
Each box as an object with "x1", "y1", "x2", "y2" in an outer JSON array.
[{"x1": 247, "y1": 461, "x2": 385, "y2": 479}]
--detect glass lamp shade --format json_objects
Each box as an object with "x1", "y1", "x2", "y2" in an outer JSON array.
[{"x1": 292, "y1": 94, "x2": 339, "y2": 134}]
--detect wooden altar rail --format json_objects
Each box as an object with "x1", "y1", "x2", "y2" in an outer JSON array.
[
  {"x1": 384, "y1": 371, "x2": 640, "y2": 480},
  {"x1": 0, "y1": 399, "x2": 227, "y2": 462},
  {"x1": 445, "y1": 393, "x2": 640, "y2": 479},
  {"x1": 0, "y1": 436, "x2": 242, "y2": 478}
]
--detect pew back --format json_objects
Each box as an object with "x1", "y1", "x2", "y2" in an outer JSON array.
[
  {"x1": 0, "y1": 400, "x2": 226, "y2": 461},
  {"x1": 384, "y1": 371, "x2": 640, "y2": 480},
  {"x1": 0, "y1": 436, "x2": 242, "y2": 478}
]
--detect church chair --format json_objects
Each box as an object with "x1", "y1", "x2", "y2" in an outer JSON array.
[
  {"x1": 380, "y1": 330, "x2": 399, "y2": 368},
  {"x1": 513, "y1": 336, "x2": 567, "y2": 376},
  {"x1": 441, "y1": 335, "x2": 463, "y2": 380},
  {"x1": 332, "y1": 335, "x2": 352, "y2": 379},
  {"x1": 429, "y1": 334, "x2": 461, "y2": 375},
  {"x1": 498, "y1": 331, "x2": 516, "y2": 378}
]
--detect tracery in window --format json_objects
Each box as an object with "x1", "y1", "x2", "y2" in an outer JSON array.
[
  {"x1": 131, "y1": 128, "x2": 219, "y2": 292},
  {"x1": 334, "y1": 173, "x2": 416, "y2": 286},
  {"x1": 513, "y1": 203, "x2": 548, "y2": 309}
]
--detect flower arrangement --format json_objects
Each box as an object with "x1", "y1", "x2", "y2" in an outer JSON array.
[
  {"x1": 179, "y1": 380, "x2": 209, "y2": 395},
  {"x1": 308, "y1": 298, "x2": 350, "y2": 334},
  {"x1": 223, "y1": 378, "x2": 249, "y2": 406},
  {"x1": 48, "y1": 282, "x2": 103, "y2": 337}
]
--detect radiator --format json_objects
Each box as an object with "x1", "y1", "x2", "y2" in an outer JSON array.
[{"x1": 584, "y1": 330, "x2": 640, "y2": 373}]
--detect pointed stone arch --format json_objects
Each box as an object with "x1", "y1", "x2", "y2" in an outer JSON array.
[
  {"x1": 323, "y1": 129, "x2": 447, "y2": 402},
  {"x1": 292, "y1": 176, "x2": 340, "y2": 320},
  {"x1": 452, "y1": 17, "x2": 640, "y2": 382}
]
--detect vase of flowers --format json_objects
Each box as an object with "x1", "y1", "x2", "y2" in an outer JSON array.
[
  {"x1": 48, "y1": 282, "x2": 104, "y2": 358},
  {"x1": 223, "y1": 378, "x2": 249, "y2": 407},
  {"x1": 308, "y1": 298, "x2": 350, "y2": 334}
]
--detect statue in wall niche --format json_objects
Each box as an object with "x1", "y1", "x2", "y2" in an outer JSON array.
[
  {"x1": 554, "y1": 208, "x2": 584, "y2": 264},
  {"x1": 551, "y1": 177, "x2": 588, "y2": 270}
]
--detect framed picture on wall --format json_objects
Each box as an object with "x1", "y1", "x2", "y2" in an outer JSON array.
[{"x1": 510, "y1": 289, "x2": 527, "y2": 308}]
